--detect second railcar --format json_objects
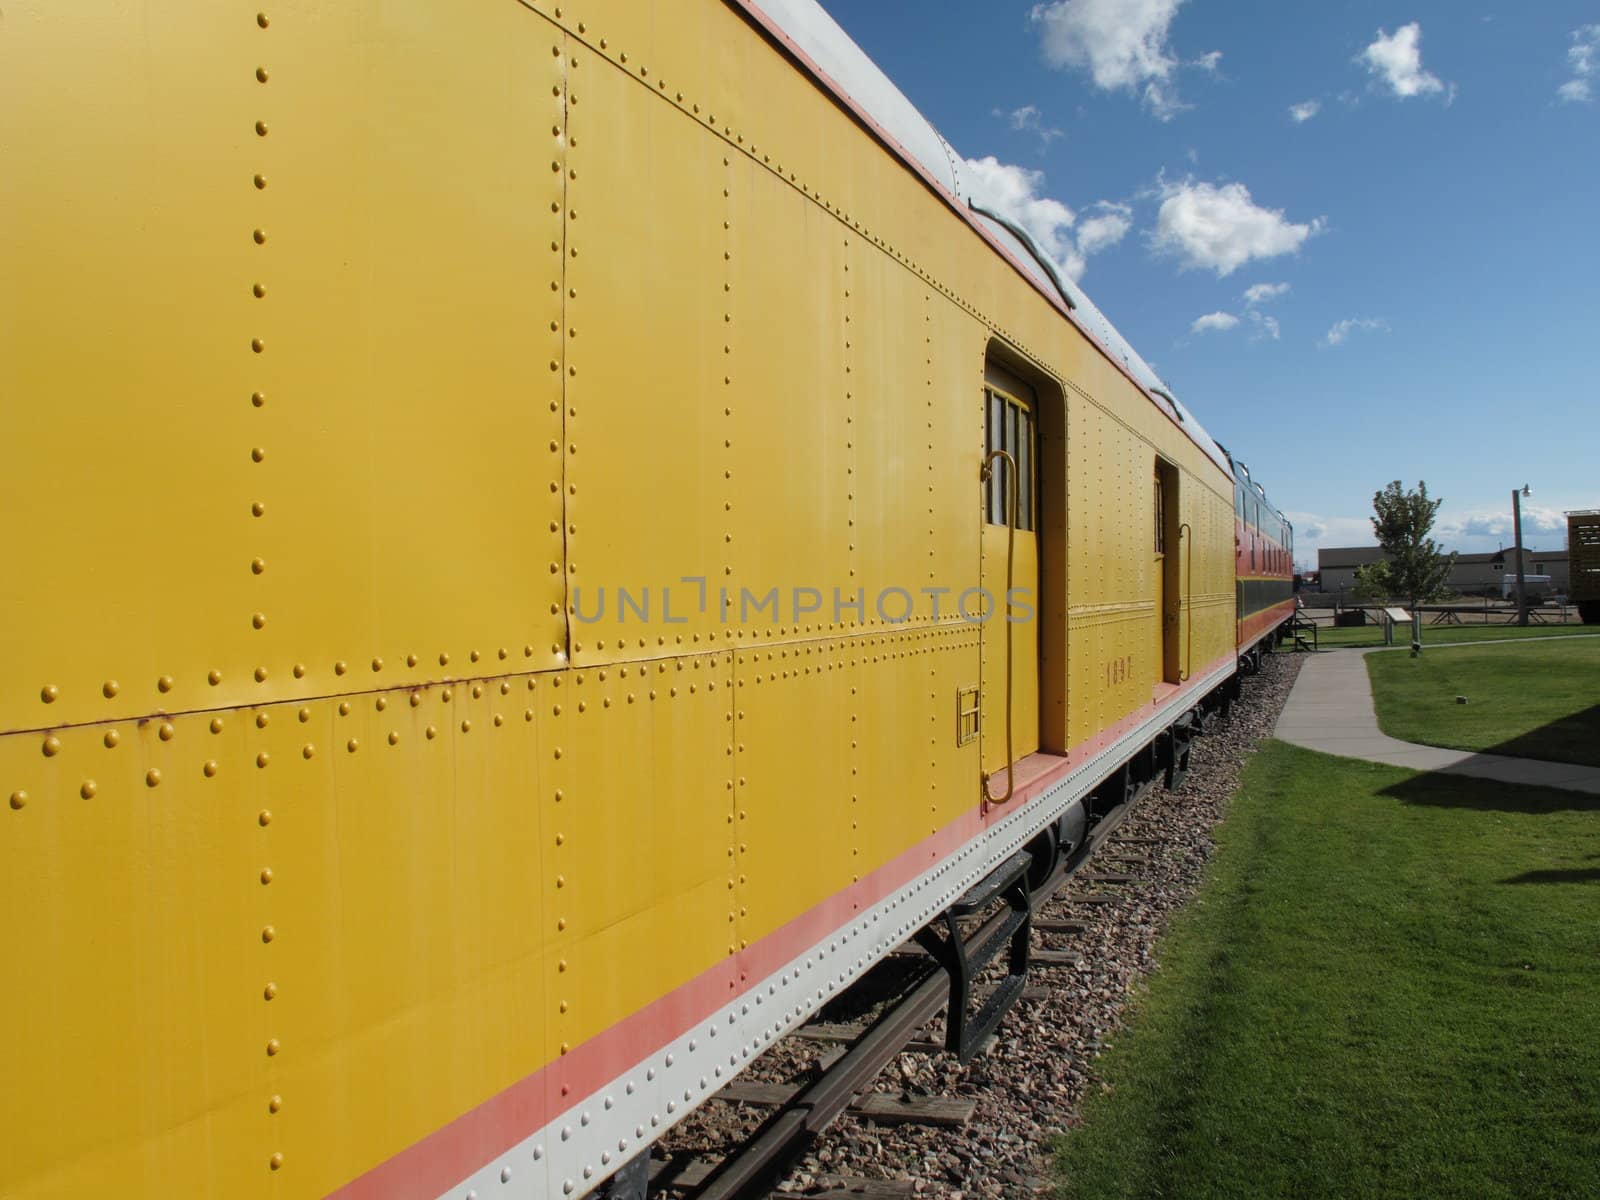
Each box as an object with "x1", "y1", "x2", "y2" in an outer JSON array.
[{"x1": 1231, "y1": 459, "x2": 1297, "y2": 655}]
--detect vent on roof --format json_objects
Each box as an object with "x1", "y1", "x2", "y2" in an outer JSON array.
[
  {"x1": 1149, "y1": 387, "x2": 1184, "y2": 422},
  {"x1": 967, "y1": 201, "x2": 1077, "y2": 311}
]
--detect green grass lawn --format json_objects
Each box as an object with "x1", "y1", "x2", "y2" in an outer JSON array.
[
  {"x1": 1366, "y1": 639, "x2": 1600, "y2": 768},
  {"x1": 1053, "y1": 743, "x2": 1600, "y2": 1200},
  {"x1": 1308, "y1": 622, "x2": 1599, "y2": 650}
]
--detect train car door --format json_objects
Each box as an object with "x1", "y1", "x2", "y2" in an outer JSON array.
[
  {"x1": 1155, "y1": 457, "x2": 1182, "y2": 685},
  {"x1": 980, "y1": 364, "x2": 1041, "y2": 790},
  {"x1": 1158, "y1": 460, "x2": 1171, "y2": 684}
]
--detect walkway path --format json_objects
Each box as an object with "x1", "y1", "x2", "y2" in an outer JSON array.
[{"x1": 1274, "y1": 644, "x2": 1600, "y2": 795}]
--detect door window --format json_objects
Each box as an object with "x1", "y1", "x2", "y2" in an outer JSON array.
[{"x1": 984, "y1": 384, "x2": 1036, "y2": 530}]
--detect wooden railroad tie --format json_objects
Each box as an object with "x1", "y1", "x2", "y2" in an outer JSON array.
[
  {"x1": 794, "y1": 1021, "x2": 867, "y2": 1044},
  {"x1": 766, "y1": 1176, "x2": 916, "y2": 1198},
  {"x1": 648, "y1": 1154, "x2": 717, "y2": 1190},
  {"x1": 714, "y1": 1081, "x2": 976, "y2": 1127},
  {"x1": 1032, "y1": 918, "x2": 1088, "y2": 934},
  {"x1": 1064, "y1": 893, "x2": 1118, "y2": 905},
  {"x1": 1078, "y1": 872, "x2": 1136, "y2": 884},
  {"x1": 652, "y1": 1156, "x2": 925, "y2": 1196},
  {"x1": 1031, "y1": 949, "x2": 1081, "y2": 967},
  {"x1": 794, "y1": 1024, "x2": 994, "y2": 1057}
]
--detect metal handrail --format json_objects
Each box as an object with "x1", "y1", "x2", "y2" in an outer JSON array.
[
  {"x1": 981, "y1": 449, "x2": 1018, "y2": 806},
  {"x1": 1178, "y1": 522, "x2": 1192, "y2": 681}
]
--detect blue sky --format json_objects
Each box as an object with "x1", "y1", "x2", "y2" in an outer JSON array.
[{"x1": 817, "y1": 1, "x2": 1599, "y2": 567}]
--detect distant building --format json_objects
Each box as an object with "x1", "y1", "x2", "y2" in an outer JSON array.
[
  {"x1": 1316, "y1": 547, "x2": 1386, "y2": 592},
  {"x1": 1316, "y1": 546, "x2": 1569, "y2": 596}
]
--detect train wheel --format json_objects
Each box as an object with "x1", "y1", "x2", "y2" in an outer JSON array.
[{"x1": 1024, "y1": 828, "x2": 1060, "y2": 891}]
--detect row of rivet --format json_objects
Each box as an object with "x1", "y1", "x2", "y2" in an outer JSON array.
[
  {"x1": 14, "y1": 630, "x2": 959, "y2": 790},
  {"x1": 721, "y1": 157, "x2": 742, "y2": 960},
  {"x1": 844, "y1": 237, "x2": 860, "y2": 881},
  {"x1": 551, "y1": 25, "x2": 578, "y2": 1096},
  {"x1": 251, "y1": 12, "x2": 284, "y2": 1178},
  {"x1": 29, "y1": 646, "x2": 546, "y2": 717},
  {"x1": 555, "y1": 31, "x2": 577, "y2": 666},
  {"x1": 722, "y1": 147, "x2": 735, "y2": 653},
  {"x1": 17, "y1": 680, "x2": 562, "y2": 802}
]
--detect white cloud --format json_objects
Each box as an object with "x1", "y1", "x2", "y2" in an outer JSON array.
[
  {"x1": 1359, "y1": 23, "x2": 1447, "y2": 99},
  {"x1": 1030, "y1": 0, "x2": 1190, "y2": 120},
  {"x1": 1077, "y1": 201, "x2": 1134, "y2": 256},
  {"x1": 994, "y1": 103, "x2": 1065, "y2": 146},
  {"x1": 1242, "y1": 281, "x2": 1290, "y2": 306},
  {"x1": 1186, "y1": 308, "x2": 1279, "y2": 340},
  {"x1": 1438, "y1": 505, "x2": 1566, "y2": 547},
  {"x1": 1288, "y1": 99, "x2": 1321, "y2": 123},
  {"x1": 1193, "y1": 50, "x2": 1223, "y2": 73},
  {"x1": 1190, "y1": 311, "x2": 1239, "y2": 334},
  {"x1": 961, "y1": 156, "x2": 1127, "y2": 281},
  {"x1": 1151, "y1": 178, "x2": 1325, "y2": 276},
  {"x1": 1284, "y1": 511, "x2": 1376, "y2": 561},
  {"x1": 1559, "y1": 25, "x2": 1600, "y2": 103},
  {"x1": 1248, "y1": 311, "x2": 1281, "y2": 341},
  {"x1": 1322, "y1": 316, "x2": 1387, "y2": 347},
  {"x1": 1290, "y1": 505, "x2": 1573, "y2": 562}
]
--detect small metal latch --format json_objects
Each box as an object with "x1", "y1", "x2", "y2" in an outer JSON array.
[{"x1": 955, "y1": 685, "x2": 980, "y2": 746}]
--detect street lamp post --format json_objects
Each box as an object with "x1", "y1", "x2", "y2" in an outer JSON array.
[{"x1": 1513, "y1": 484, "x2": 1530, "y2": 627}]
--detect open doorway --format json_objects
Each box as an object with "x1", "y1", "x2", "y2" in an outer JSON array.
[{"x1": 1154, "y1": 457, "x2": 1182, "y2": 685}]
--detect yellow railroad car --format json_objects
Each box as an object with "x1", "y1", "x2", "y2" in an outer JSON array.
[{"x1": 0, "y1": 2, "x2": 1292, "y2": 1197}]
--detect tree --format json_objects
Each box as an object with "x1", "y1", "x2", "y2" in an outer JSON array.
[
  {"x1": 1355, "y1": 480, "x2": 1456, "y2": 608},
  {"x1": 1350, "y1": 559, "x2": 1397, "y2": 604}
]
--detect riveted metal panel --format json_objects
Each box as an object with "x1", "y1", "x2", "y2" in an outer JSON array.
[
  {"x1": 921, "y1": 626, "x2": 984, "y2": 837},
  {"x1": 1065, "y1": 396, "x2": 1164, "y2": 748},
  {"x1": 852, "y1": 621, "x2": 1042, "y2": 858},
  {"x1": 734, "y1": 640, "x2": 852, "y2": 946},
  {"x1": 556, "y1": 654, "x2": 734, "y2": 1052},
  {"x1": 256, "y1": 675, "x2": 552, "y2": 1200},
  {"x1": 554, "y1": 0, "x2": 851, "y2": 227},
  {"x1": 850, "y1": 631, "x2": 931, "y2": 874},
  {"x1": 565, "y1": 42, "x2": 727, "y2": 662},
  {"x1": 727, "y1": 156, "x2": 850, "y2": 641},
  {"x1": 849, "y1": 244, "x2": 929, "y2": 629},
  {"x1": 1065, "y1": 397, "x2": 1103, "y2": 751},
  {"x1": 1180, "y1": 478, "x2": 1236, "y2": 677},
  {"x1": 1120, "y1": 425, "x2": 1156, "y2": 699},
  {"x1": 0, "y1": 1, "x2": 260, "y2": 735},
  {"x1": 0, "y1": 715, "x2": 264, "y2": 1198},
  {"x1": 0, "y1": 0, "x2": 568, "y2": 736},
  {"x1": 246, "y1": 3, "x2": 569, "y2": 698},
  {"x1": 926, "y1": 307, "x2": 985, "y2": 620}
]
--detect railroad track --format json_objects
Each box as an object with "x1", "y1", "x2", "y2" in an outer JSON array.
[{"x1": 646, "y1": 783, "x2": 1156, "y2": 1200}]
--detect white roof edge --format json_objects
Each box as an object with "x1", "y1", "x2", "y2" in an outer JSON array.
[{"x1": 745, "y1": 0, "x2": 1233, "y2": 478}]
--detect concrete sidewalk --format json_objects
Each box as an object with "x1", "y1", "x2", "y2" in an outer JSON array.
[{"x1": 1274, "y1": 647, "x2": 1600, "y2": 794}]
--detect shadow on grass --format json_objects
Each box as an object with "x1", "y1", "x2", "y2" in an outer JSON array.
[
  {"x1": 1499, "y1": 868, "x2": 1600, "y2": 885},
  {"x1": 1379, "y1": 771, "x2": 1600, "y2": 814},
  {"x1": 1477, "y1": 702, "x2": 1600, "y2": 765}
]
